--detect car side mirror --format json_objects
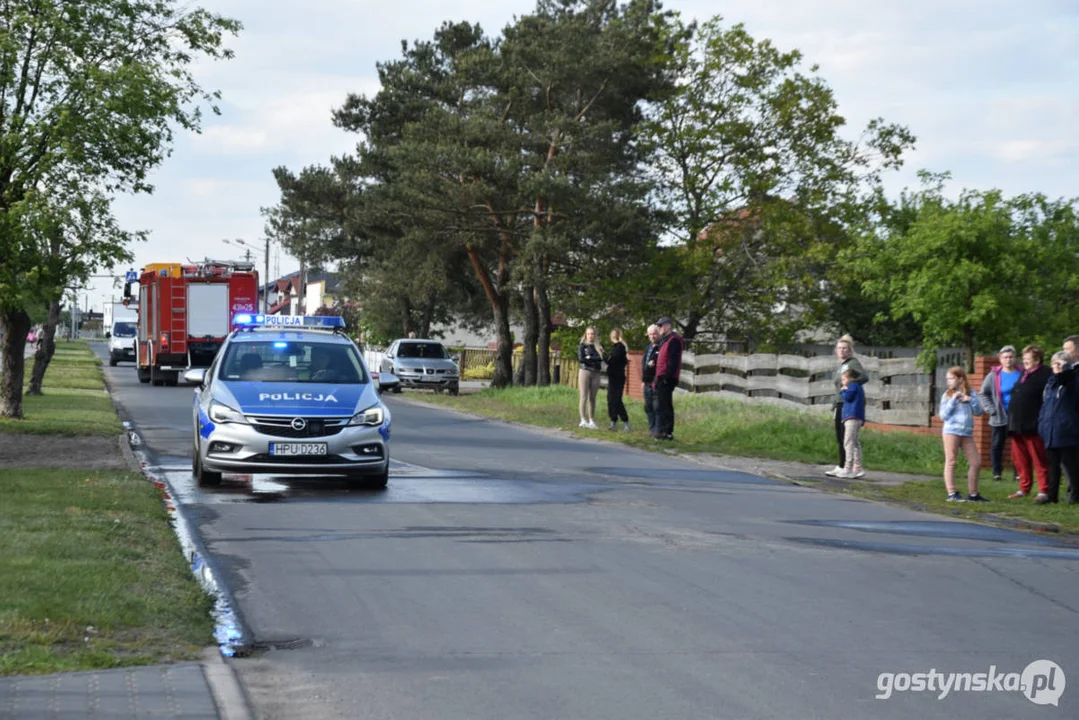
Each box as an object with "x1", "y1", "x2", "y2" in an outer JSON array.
[
  {"x1": 378, "y1": 372, "x2": 400, "y2": 394},
  {"x1": 183, "y1": 368, "x2": 206, "y2": 386},
  {"x1": 105, "y1": 331, "x2": 111, "y2": 339}
]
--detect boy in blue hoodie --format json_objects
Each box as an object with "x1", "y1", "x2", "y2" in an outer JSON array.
[{"x1": 839, "y1": 368, "x2": 866, "y2": 478}]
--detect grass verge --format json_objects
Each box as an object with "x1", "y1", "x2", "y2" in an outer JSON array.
[
  {"x1": 0, "y1": 469, "x2": 214, "y2": 675},
  {"x1": 0, "y1": 342, "x2": 122, "y2": 435},
  {"x1": 1, "y1": 341, "x2": 215, "y2": 675},
  {"x1": 420, "y1": 385, "x2": 1078, "y2": 535}
]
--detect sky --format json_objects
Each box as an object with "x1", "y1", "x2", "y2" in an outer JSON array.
[{"x1": 84, "y1": 0, "x2": 1079, "y2": 311}]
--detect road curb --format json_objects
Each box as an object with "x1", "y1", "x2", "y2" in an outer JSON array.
[{"x1": 202, "y1": 648, "x2": 253, "y2": 720}]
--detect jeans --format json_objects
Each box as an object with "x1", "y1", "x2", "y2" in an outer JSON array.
[
  {"x1": 643, "y1": 385, "x2": 657, "y2": 433},
  {"x1": 989, "y1": 424, "x2": 1009, "y2": 478}
]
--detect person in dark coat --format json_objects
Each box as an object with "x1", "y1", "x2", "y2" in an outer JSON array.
[
  {"x1": 641, "y1": 324, "x2": 661, "y2": 435},
  {"x1": 1037, "y1": 351, "x2": 1079, "y2": 504},
  {"x1": 651, "y1": 317, "x2": 683, "y2": 441},
  {"x1": 1008, "y1": 344, "x2": 1053, "y2": 501},
  {"x1": 603, "y1": 329, "x2": 630, "y2": 431}
]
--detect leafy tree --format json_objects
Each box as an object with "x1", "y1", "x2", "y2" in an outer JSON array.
[
  {"x1": 637, "y1": 15, "x2": 914, "y2": 343},
  {"x1": 0, "y1": 0, "x2": 240, "y2": 417},
  {"x1": 844, "y1": 173, "x2": 1079, "y2": 369}
]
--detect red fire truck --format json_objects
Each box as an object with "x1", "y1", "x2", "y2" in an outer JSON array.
[{"x1": 126, "y1": 260, "x2": 259, "y2": 386}]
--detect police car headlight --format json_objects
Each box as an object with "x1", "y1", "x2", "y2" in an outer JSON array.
[
  {"x1": 209, "y1": 401, "x2": 248, "y2": 424},
  {"x1": 349, "y1": 405, "x2": 384, "y2": 426}
]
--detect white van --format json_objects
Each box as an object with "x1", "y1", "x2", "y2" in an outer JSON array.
[{"x1": 107, "y1": 320, "x2": 137, "y2": 366}]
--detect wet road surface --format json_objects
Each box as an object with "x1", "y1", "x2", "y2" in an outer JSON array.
[{"x1": 94, "y1": 346, "x2": 1079, "y2": 720}]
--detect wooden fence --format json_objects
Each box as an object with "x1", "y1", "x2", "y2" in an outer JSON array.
[
  {"x1": 370, "y1": 340, "x2": 941, "y2": 427},
  {"x1": 682, "y1": 351, "x2": 933, "y2": 426}
]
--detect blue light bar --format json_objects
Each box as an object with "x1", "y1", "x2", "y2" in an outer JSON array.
[{"x1": 232, "y1": 313, "x2": 345, "y2": 329}]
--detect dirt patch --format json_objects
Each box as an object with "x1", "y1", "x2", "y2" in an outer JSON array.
[{"x1": 0, "y1": 434, "x2": 133, "y2": 470}]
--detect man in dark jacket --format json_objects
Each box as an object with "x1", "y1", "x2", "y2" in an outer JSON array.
[
  {"x1": 1008, "y1": 344, "x2": 1052, "y2": 501},
  {"x1": 641, "y1": 324, "x2": 661, "y2": 435},
  {"x1": 651, "y1": 317, "x2": 683, "y2": 440}
]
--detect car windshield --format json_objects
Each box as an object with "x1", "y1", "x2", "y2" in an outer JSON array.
[
  {"x1": 219, "y1": 340, "x2": 368, "y2": 384},
  {"x1": 112, "y1": 322, "x2": 136, "y2": 338},
  {"x1": 397, "y1": 342, "x2": 450, "y2": 359}
]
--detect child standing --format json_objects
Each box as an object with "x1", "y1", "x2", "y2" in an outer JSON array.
[
  {"x1": 939, "y1": 366, "x2": 987, "y2": 502},
  {"x1": 838, "y1": 368, "x2": 866, "y2": 479}
]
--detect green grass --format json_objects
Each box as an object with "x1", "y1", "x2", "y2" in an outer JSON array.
[
  {"x1": 424, "y1": 385, "x2": 947, "y2": 474},
  {"x1": 421, "y1": 386, "x2": 1079, "y2": 535},
  {"x1": 0, "y1": 389, "x2": 123, "y2": 436},
  {"x1": 850, "y1": 478, "x2": 1079, "y2": 535},
  {"x1": 0, "y1": 469, "x2": 214, "y2": 675},
  {"x1": 0, "y1": 342, "x2": 121, "y2": 434}
]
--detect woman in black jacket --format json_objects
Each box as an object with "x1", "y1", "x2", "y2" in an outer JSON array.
[
  {"x1": 1008, "y1": 344, "x2": 1053, "y2": 501},
  {"x1": 577, "y1": 327, "x2": 603, "y2": 429},
  {"x1": 604, "y1": 329, "x2": 630, "y2": 431},
  {"x1": 1037, "y1": 351, "x2": 1079, "y2": 504}
]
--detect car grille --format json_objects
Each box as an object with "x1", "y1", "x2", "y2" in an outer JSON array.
[
  {"x1": 246, "y1": 453, "x2": 352, "y2": 464},
  {"x1": 247, "y1": 415, "x2": 350, "y2": 438}
]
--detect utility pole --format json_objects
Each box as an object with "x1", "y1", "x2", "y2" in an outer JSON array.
[{"x1": 264, "y1": 237, "x2": 270, "y2": 313}]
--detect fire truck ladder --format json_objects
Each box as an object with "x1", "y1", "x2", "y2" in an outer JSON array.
[{"x1": 170, "y1": 281, "x2": 187, "y2": 354}]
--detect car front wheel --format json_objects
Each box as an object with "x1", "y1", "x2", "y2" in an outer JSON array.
[{"x1": 193, "y1": 436, "x2": 222, "y2": 486}]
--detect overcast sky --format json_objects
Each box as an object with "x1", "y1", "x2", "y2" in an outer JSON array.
[{"x1": 86, "y1": 0, "x2": 1079, "y2": 310}]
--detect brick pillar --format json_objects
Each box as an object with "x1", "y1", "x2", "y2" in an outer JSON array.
[{"x1": 626, "y1": 350, "x2": 644, "y2": 401}]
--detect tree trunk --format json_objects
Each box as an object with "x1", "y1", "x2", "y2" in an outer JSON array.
[
  {"x1": 27, "y1": 300, "x2": 61, "y2": 395},
  {"x1": 0, "y1": 309, "x2": 31, "y2": 418},
  {"x1": 419, "y1": 294, "x2": 437, "y2": 339},
  {"x1": 400, "y1": 297, "x2": 414, "y2": 338},
  {"x1": 535, "y1": 276, "x2": 552, "y2": 386},
  {"x1": 491, "y1": 294, "x2": 513, "y2": 388},
  {"x1": 520, "y1": 284, "x2": 538, "y2": 386},
  {"x1": 466, "y1": 246, "x2": 514, "y2": 388}
]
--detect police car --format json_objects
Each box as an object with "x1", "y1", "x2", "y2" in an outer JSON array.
[{"x1": 184, "y1": 314, "x2": 396, "y2": 488}]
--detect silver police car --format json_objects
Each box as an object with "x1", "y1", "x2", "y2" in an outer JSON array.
[{"x1": 186, "y1": 315, "x2": 395, "y2": 488}]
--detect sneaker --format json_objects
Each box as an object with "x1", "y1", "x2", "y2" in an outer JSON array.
[
  {"x1": 1034, "y1": 493, "x2": 1051, "y2": 505},
  {"x1": 579, "y1": 419, "x2": 588, "y2": 428},
  {"x1": 946, "y1": 492, "x2": 966, "y2": 502},
  {"x1": 623, "y1": 422, "x2": 631, "y2": 431},
  {"x1": 834, "y1": 468, "x2": 854, "y2": 479},
  {"x1": 1008, "y1": 491, "x2": 1026, "y2": 499},
  {"x1": 586, "y1": 420, "x2": 599, "y2": 430},
  {"x1": 992, "y1": 475, "x2": 1002, "y2": 482},
  {"x1": 967, "y1": 493, "x2": 990, "y2": 502},
  {"x1": 608, "y1": 421, "x2": 617, "y2": 431},
  {"x1": 824, "y1": 466, "x2": 844, "y2": 477},
  {"x1": 851, "y1": 468, "x2": 866, "y2": 479}
]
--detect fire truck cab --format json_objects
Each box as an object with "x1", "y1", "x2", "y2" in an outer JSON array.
[{"x1": 129, "y1": 260, "x2": 259, "y2": 386}]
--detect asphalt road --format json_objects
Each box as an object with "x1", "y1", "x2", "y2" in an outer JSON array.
[{"x1": 93, "y1": 345, "x2": 1079, "y2": 720}]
